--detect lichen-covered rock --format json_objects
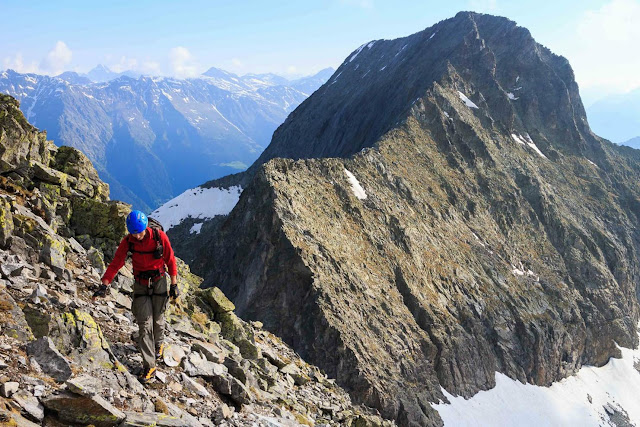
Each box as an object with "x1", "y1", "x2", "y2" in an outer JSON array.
[
  {"x1": 39, "y1": 233, "x2": 67, "y2": 277},
  {"x1": 0, "y1": 196, "x2": 13, "y2": 248},
  {"x1": 217, "y1": 311, "x2": 260, "y2": 360},
  {"x1": 0, "y1": 289, "x2": 33, "y2": 342},
  {"x1": 54, "y1": 146, "x2": 109, "y2": 202},
  {"x1": 0, "y1": 95, "x2": 54, "y2": 173},
  {"x1": 42, "y1": 390, "x2": 126, "y2": 427},
  {"x1": 199, "y1": 286, "x2": 235, "y2": 314},
  {"x1": 70, "y1": 198, "x2": 129, "y2": 253}
]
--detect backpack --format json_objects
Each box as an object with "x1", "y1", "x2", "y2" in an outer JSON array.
[{"x1": 128, "y1": 217, "x2": 164, "y2": 259}]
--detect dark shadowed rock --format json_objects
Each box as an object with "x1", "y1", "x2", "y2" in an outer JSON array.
[{"x1": 26, "y1": 336, "x2": 72, "y2": 382}]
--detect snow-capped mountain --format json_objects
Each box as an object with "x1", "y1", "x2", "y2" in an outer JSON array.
[
  {"x1": 0, "y1": 67, "x2": 333, "y2": 210},
  {"x1": 85, "y1": 64, "x2": 141, "y2": 83}
]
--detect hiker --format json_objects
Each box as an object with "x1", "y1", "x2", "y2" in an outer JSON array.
[{"x1": 92, "y1": 210, "x2": 179, "y2": 383}]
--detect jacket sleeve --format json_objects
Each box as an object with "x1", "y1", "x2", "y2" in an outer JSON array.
[
  {"x1": 101, "y1": 237, "x2": 130, "y2": 284},
  {"x1": 161, "y1": 231, "x2": 178, "y2": 277}
]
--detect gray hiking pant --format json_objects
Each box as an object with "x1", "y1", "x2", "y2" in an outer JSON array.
[{"x1": 131, "y1": 276, "x2": 168, "y2": 369}]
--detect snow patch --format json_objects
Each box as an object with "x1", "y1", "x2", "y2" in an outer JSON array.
[
  {"x1": 457, "y1": 91, "x2": 479, "y2": 109},
  {"x1": 395, "y1": 44, "x2": 408, "y2": 57},
  {"x1": 189, "y1": 223, "x2": 203, "y2": 234},
  {"x1": 380, "y1": 66, "x2": 386, "y2": 71},
  {"x1": 344, "y1": 169, "x2": 367, "y2": 200},
  {"x1": 512, "y1": 134, "x2": 547, "y2": 159},
  {"x1": 349, "y1": 43, "x2": 367, "y2": 62},
  {"x1": 429, "y1": 31, "x2": 438, "y2": 40},
  {"x1": 151, "y1": 186, "x2": 243, "y2": 230},
  {"x1": 433, "y1": 324, "x2": 640, "y2": 426},
  {"x1": 507, "y1": 92, "x2": 519, "y2": 100},
  {"x1": 367, "y1": 41, "x2": 376, "y2": 49}
]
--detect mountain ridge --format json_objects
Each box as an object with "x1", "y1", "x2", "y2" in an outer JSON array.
[{"x1": 171, "y1": 12, "x2": 640, "y2": 425}]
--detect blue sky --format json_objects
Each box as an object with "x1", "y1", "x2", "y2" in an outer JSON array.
[{"x1": 1, "y1": 0, "x2": 639, "y2": 104}]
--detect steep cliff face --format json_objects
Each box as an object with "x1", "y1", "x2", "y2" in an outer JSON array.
[{"x1": 190, "y1": 12, "x2": 640, "y2": 426}]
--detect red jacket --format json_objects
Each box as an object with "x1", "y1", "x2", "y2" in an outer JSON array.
[{"x1": 102, "y1": 227, "x2": 178, "y2": 284}]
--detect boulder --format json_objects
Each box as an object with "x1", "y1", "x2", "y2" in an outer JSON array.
[
  {"x1": 181, "y1": 373, "x2": 210, "y2": 397},
  {"x1": 191, "y1": 340, "x2": 227, "y2": 364},
  {"x1": 183, "y1": 351, "x2": 227, "y2": 378},
  {"x1": 121, "y1": 411, "x2": 186, "y2": 427},
  {"x1": 210, "y1": 373, "x2": 252, "y2": 405},
  {"x1": 0, "y1": 408, "x2": 40, "y2": 427},
  {"x1": 42, "y1": 390, "x2": 126, "y2": 427},
  {"x1": 163, "y1": 344, "x2": 186, "y2": 367},
  {"x1": 26, "y1": 336, "x2": 72, "y2": 382},
  {"x1": 12, "y1": 389, "x2": 45, "y2": 422},
  {"x1": 0, "y1": 290, "x2": 33, "y2": 342},
  {"x1": 0, "y1": 381, "x2": 19, "y2": 397},
  {"x1": 87, "y1": 247, "x2": 106, "y2": 275},
  {"x1": 39, "y1": 233, "x2": 67, "y2": 277},
  {"x1": 217, "y1": 311, "x2": 260, "y2": 360},
  {"x1": 66, "y1": 375, "x2": 102, "y2": 396},
  {"x1": 281, "y1": 363, "x2": 310, "y2": 386},
  {"x1": 54, "y1": 146, "x2": 109, "y2": 202},
  {"x1": 199, "y1": 287, "x2": 235, "y2": 314}
]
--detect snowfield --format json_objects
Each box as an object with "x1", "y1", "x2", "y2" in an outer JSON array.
[
  {"x1": 151, "y1": 186, "x2": 242, "y2": 230},
  {"x1": 433, "y1": 325, "x2": 640, "y2": 426}
]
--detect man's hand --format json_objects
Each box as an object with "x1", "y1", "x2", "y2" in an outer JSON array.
[
  {"x1": 92, "y1": 284, "x2": 108, "y2": 302},
  {"x1": 169, "y1": 284, "x2": 179, "y2": 300}
]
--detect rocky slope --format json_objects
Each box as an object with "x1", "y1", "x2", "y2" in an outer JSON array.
[
  {"x1": 0, "y1": 94, "x2": 391, "y2": 426},
  {"x1": 178, "y1": 12, "x2": 640, "y2": 426},
  {"x1": 0, "y1": 68, "x2": 331, "y2": 211}
]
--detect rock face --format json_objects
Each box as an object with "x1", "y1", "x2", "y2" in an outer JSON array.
[
  {"x1": 0, "y1": 93, "x2": 392, "y2": 426},
  {"x1": 189, "y1": 12, "x2": 640, "y2": 426}
]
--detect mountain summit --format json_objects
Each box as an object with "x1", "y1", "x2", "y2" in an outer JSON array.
[{"x1": 177, "y1": 12, "x2": 640, "y2": 426}]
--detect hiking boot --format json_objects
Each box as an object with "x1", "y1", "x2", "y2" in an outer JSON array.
[
  {"x1": 156, "y1": 343, "x2": 165, "y2": 360},
  {"x1": 138, "y1": 366, "x2": 156, "y2": 384}
]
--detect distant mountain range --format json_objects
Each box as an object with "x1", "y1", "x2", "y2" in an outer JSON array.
[
  {"x1": 586, "y1": 88, "x2": 640, "y2": 144},
  {"x1": 0, "y1": 66, "x2": 333, "y2": 210},
  {"x1": 622, "y1": 136, "x2": 640, "y2": 149}
]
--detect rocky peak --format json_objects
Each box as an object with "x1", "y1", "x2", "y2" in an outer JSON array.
[
  {"x1": 185, "y1": 13, "x2": 640, "y2": 426},
  {"x1": 201, "y1": 12, "x2": 594, "y2": 193}
]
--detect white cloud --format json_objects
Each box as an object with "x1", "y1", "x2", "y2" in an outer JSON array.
[
  {"x1": 141, "y1": 61, "x2": 161, "y2": 75},
  {"x1": 286, "y1": 65, "x2": 298, "y2": 75},
  {"x1": 169, "y1": 46, "x2": 199, "y2": 78},
  {"x1": 3, "y1": 53, "x2": 39, "y2": 74},
  {"x1": 40, "y1": 41, "x2": 72, "y2": 74},
  {"x1": 231, "y1": 57, "x2": 243, "y2": 68},
  {"x1": 557, "y1": 0, "x2": 640, "y2": 94},
  {"x1": 110, "y1": 55, "x2": 138, "y2": 73}
]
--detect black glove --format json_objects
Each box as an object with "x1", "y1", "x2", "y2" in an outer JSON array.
[
  {"x1": 170, "y1": 284, "x2": 179, "y2": 299},
  {"x1": 93, "y1": 284, "x2": 108, "y2": 299}
]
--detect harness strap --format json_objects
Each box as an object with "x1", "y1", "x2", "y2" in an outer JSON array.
[{"x1": 134, "y1": 292, "x2": 168, "y2": 299}]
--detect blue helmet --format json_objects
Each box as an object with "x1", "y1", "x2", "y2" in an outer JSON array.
[{"x1": 126, "y1": 210, "x2": 148, "y2": 234}]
